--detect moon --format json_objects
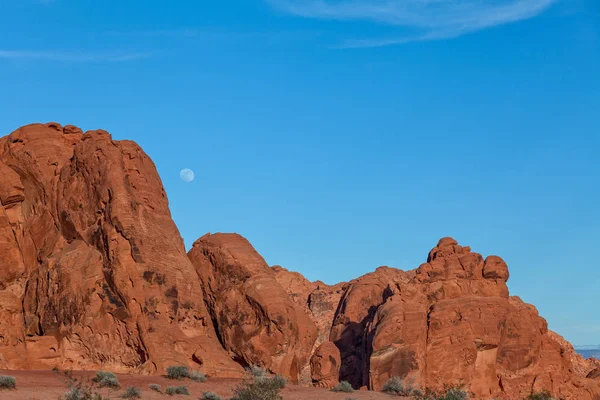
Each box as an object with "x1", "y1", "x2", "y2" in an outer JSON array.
[{"x1": 180, "y1": 168, "x2": 194, "y2": 183}]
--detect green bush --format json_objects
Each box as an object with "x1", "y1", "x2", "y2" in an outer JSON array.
[
  {"x1": 271, "y1": 374, "x2": 286, "y2": 389},
  {"x1": 526, "y1": 391, "x2": 556, "y2": 400},
  {"x1": 331, "y1": 381, "x2": 354, "y2": 393},
  {"x1": 441, "y1": 387, "x2": 469, "y2": 400},
  {"x1": 166, "y1": 385, "x2": 190, "y2": 395},
  {"x1": 55, "y1": 369, "x2": 112, "y2": 400},
  {"x1": 62, "y1": 386, "x2": 102, "y2": 400},
  {"x1": 149, "y1": 383, "x2": 162, "y2": 393},
  {"x1": 416, "y1": 386, "x2": 469, "y2": 400},
  {"x1": 201, "y1": 392, "x2": 223, "y2": 400},
  {"x1": 166, "y1": 366, "x2": 190, "y2": 380},
  {"x1": 92, "y1": 371, "x2": 121, "y2": 389},
  {"x1": 231, "y1": 368, "x2": 284, "y2": 400},
  {"x1": 188, "y1": 370, "x2": 206, "y2": 382},
  {"x1": 55, "y1": 369, "x2": 109, "y2": 400},
  {"x1": 246, "y1": 366, "x2": 269, "y2": 380},
  {"x1": 166, "y1": 365, "x2": 206, "y2": 382},
  {"x1": 0, "y1": 375, "x2": 16, "y2": 389},
  {"x1": 92, "y1": 371, "x2": 116, "y2": 383},
  {"x1": 382, "y1": 376, "x2": 421, "y2": 396},
  {"x1": 121, "y1": 386, "x2": 141, "y2": 399}
]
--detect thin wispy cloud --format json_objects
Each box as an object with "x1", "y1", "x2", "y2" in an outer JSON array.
[
  {"x1": 0, "y1": 50, "x2": 152, "y2": 62},
  {"x1": 266, "y1": 0, "x2": 559, "y2": 47}
]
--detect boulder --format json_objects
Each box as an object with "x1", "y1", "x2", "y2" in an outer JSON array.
[
  {"x1": 310, "y1": 341, "x2": 341, "y2": 388},
  {"x1": 188, "y1": 233, "x2": 317, "y2": 383}
]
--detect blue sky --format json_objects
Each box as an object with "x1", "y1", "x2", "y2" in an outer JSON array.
[{"x1": 0, "y1": 0, "x2": 598, "y2": 345}]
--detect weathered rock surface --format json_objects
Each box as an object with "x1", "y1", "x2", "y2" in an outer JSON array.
[
  {"x1": 310, "y1": 341, "x2": 341, "y2": 388},
  {"x1": 1, "y1": 123, "x2": 598, "y2": 400},
  {"x1": 0, "y1": 123, "x2": 241, "y2": 376},
  {"x1": 351, "y1": 238, "x2": 600, "y2": 400},
  {"x1": 548, "y1": 331, "x2": 600, "y2": 379},
  {"x1": 271, "y1": 266, "x2": 345, "y2": 350},
  {"x1": 188, "y1": 233, "x2": 317, "y2": 383}
]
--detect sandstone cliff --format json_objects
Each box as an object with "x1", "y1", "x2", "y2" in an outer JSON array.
[
  {"x1": 1, "y1": 123, "x2": 598, "y2": 400},
  {"x1": 0, "y1": 123, "x2": 242, "y2": 376}
]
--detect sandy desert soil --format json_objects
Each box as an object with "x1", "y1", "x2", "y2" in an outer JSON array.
[{"x1": 0, "y1": 370, "x2": 404, "y2": 400}]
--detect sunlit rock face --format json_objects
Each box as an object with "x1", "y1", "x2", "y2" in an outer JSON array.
[
  {"x1": 1, "y1": 122, "x2": 598, "y2": 400},
  {"x1": 329, "y1": 238, "x2": 600, "y2": 399},
  {"x1": 0, "y1": 123, "x2": 242, "y2": 376},
  {"x1": 188, "y1": 233, "x2": 318, "y2": 384}
]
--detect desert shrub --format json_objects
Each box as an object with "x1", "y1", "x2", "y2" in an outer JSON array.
[
  {"x1": 166, "y1": 366, "x2": 190, "y2": 380},
  {"x1": 56, "y1": 369, "x2": 110, "y2": 400},
  {"x1": 166, "y1": 385, "x2": 190, "y2": 395},
  {"x1": 98, "y1": 376, "x2": 120, "y2": 389},
  {"x1": 188, "y1": 370, "x2": 207, "y2": 382},
  {"x1": 121, "y1": 386, "x2": 141, "y2": 399},
  {"x1": 416, "y1": 385, "x2": 469, "y2": 400},
  {"x1": 149, "y1": 383, "x2": 162, "y2": 393},
  {"x1": 440, "y1": 387, "x2": 469, "y2": 400},
  {"x1": 382, "y1": 376, "x2": 421, "y2": 396},
  {"x1": 62, "y1": 386, "x2": 102, "y2": 400},
  {"x1": 246, "y1": 366, "x2": 269, "y2": 380},
  {"x1": 271, "y1": 374, "x2": 286, "y2": 389},
  {"x1": 331, "y1": 381, "x2": 354, "y2": 393},
  {"x1": 231, "y1": 368, "x2": 284, "y2": 400},
  {"x1": 0, "y1": 375, "x2": 16, "y2": 389},
  {"x1": 526, "y1": 391, "x2": 556, "y2": 400},
  {"x1": 165, "y1": 365, "x2": 206, "y2": 382},
  {"x1": 92, "y1": 371, "x2": 116, "y2": 383},
  {"x1": 92, "y1": 371, "x2": 121, "y2": 389},
  {"x1": 201, "y1": 392, "x2": 222, "y2": 400}
]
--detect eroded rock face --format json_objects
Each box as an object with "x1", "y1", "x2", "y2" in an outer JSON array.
[
  {"x1": 0, "y1": 123, "x2": 242, "y2": 376},
  {"x1": 359, "y1": 238, "x2": 600, "y2": 400},
  {"x1": 1, "y1": 123, "x2": 597, "y2": 400},
  {"x1": 271, "y1": 266, "x2": 345, "y2": 350},
  {"x1": 329, "y1": 266, "x2": 412, "y2": 388},
  {"x1": 188, "y1": 233, "x2": 317, "y2": 383},
  {"x1": 548, "y1": 331, "x2": 600, "y2": 379},
  {"x1": 310, "y1": 341, "x2": 341, "y2": 388}
]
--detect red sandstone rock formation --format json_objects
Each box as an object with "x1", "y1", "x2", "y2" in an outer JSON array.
[
  {"x1": 548, "y1": 331, "x2": 600, "y2": 378},
  {"x1": 348, "y1": 238, "x2": 600, "y2": 399},
  {"x1": 1, "y1": 123, "x2": 598, "y2": 400},
  {"x1": 0, "y1": 123, "x2": 241, "y2": 376},
  {"x1": 310, "y1": 341, "x2": 341, "y2": 388},
  {"x1": 188, "y1": 233, "x2": 317, "y2": 383},
  {"x1": 271, "y1": 266, "x2": 345, "y2": 350},
  {"x1": 329, "y1": 266, "x2": 412, "y2": 388}
]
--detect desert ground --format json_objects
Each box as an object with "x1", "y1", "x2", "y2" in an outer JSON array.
[{"x1": 0, "y1": 369, "x2": 401, "y2": 400}]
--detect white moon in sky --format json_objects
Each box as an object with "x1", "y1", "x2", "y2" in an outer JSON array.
[{"x1": 180, "y1": 169, "x2": 194, "y2": 183}]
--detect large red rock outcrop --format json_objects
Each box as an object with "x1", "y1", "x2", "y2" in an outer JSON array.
[
  {"x1": 188, "y1": 233, "x2": 317, "y2": 383},
  {"x1": 348, "y1": 238, "x2": 600, "y2": 399},
  {"x1": 1, "y1": 123, "x2": 597, "y2": 400},
  {"x1": 0, "y1": 123, "x2": 242, "y2": 376}
]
